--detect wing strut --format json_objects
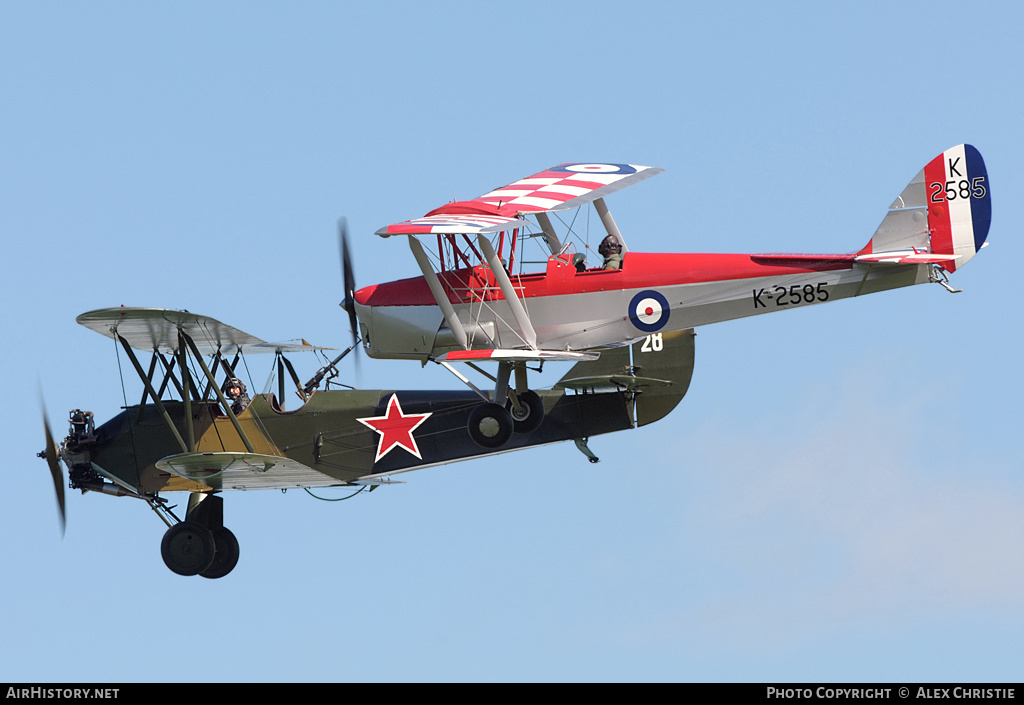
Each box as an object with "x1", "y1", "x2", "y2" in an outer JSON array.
[
  {"x1": 180, "y1": 332, "x2": 256, "y2": 453},
  {"x1": 476, "y1": 235, "x2": 538, "y2": 349},
  {"x1": 594, "y1": 198, "x2": 627, "y2": 252},
  {"x1": 178, "y1": 330, "x2": 195, "y2": 452},
  {"x1": 115, "y1": 334, "x2": 189, "y2": 454},
  {"x1": 408, "y1": 237, "x2": 469, "y2": 349},
  {"x1": 534, "y1": 212, "x2": 561, "y2": 255},
  {"x1": 435, "y1": 361, "x2": 491, "y2": 403}
]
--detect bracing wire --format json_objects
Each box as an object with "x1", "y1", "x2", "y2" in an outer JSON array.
[{"x1": 304, "y1": 485, "x2": 367, "y2": 502}]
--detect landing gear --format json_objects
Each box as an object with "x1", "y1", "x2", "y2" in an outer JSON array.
[
  {"x1": 161, "y1": 522, "x2": 216, "y2": 576},
  {"x1": 199, "y1": 526, "x2": 240, "y2": 579},
  {"x1": 467, "y1": 402, "x2": 514, "y2": 448},
  {"x1": 508, "y1": 390, "x2": 544, "y2": 434},
  {"x1": 464, "y1": 362, "x2": 546, "y2": 448},
  {"x1": 160, "y1": 493, "x2": 239, "y2": 578}
]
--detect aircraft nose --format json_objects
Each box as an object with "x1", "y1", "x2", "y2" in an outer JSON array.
[{"x1": 352, "y1": 284, "x2": 377, "y2": 307}]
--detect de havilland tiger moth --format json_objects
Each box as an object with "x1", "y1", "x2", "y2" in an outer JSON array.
[{"x1": 39, "y1": 144, "x2": 990, "y2": 578}]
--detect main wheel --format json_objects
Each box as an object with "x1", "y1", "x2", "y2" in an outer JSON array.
[
  {"x1": 467, "y1": 402, "x2": 514, "y2": 448},
  {"x1": 161, "y1": 522, "x2": 217, "y2": 576},
  {"x1": 507, "y1": 390, "x2": 544, "y2": 434},
  {"x1": 200, "y1": 526, "x2": 240, "y2": 579}
]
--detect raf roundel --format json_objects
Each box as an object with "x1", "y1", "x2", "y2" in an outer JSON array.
[
  {"x1": 551, "y1": 163, "x2": 638, "y2": 175},
  {"x1": 628, "y1": 290, "x2": 670, "y2": 333}
]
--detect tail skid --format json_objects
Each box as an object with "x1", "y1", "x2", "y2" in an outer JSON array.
[
  {"x1": 859, "y1": 144, "x2": 991, "y2": 273},
  {"x1": 928, "y1": 264, "x2": 962, "y2": 294}
]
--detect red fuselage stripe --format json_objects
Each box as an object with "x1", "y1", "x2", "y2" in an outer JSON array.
[{"x1": 354, "y1": 252, "x2": 855, "y2": 307}]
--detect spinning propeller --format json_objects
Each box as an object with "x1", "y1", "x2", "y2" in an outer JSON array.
[
  {"x1": 298, "y1": 218, "x2": 366, "y2": 394},
  {"x1": 338, "y1": 217, "x2": 360, "y2": 348},
  {"x1": 38, "y1": 405, "x2": 66, "y2": 536}
]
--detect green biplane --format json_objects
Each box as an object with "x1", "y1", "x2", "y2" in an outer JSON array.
[{"x1": 41, "y1": 307, "x2": 695, "y2": 578}]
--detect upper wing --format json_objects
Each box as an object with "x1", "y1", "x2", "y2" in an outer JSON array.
[
  {"x1": 376, "y1": 213, "x2": 524, "y2": 237},
  {"x1": 376, "y1": 162, "x2": 662, "y2": 236},
  {"x1": 468, "y1": 162, "x2": 663, "y2": 214},
  {"x1": 77, "y1": 307, "x2": 334, "y2": 355}
]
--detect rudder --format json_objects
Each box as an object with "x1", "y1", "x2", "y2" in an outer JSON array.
[{"x1": 861, "y1": 144, "x2": 991, "y2": 272}]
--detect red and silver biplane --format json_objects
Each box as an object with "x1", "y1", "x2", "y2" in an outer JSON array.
[
  {"x1": 38, "y1": 144, "x2": 989, "y2": 578},
  {"x1": 350, "y1": 145, "x2": 990, "y2": 449}
]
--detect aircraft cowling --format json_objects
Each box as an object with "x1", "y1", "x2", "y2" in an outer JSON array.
[{"x1": 354, "y1": 300, "x2": 444, "y2": 361}]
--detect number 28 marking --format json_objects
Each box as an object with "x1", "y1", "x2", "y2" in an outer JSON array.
[{"x1": 640, "y1": 333, "x2": 663, "y2": 352}]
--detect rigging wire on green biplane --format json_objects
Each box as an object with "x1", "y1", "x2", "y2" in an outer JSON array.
[{"x1": 303, "y1": 485, "x2": 367, "y2": 502}]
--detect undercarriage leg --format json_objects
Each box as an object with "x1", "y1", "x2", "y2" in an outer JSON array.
[
  {"x1": 514, "y1": 362, "x2": 528, "y2": 396},
  {"x1": 449, "y1": 360, "x2": 547, "y2": 448},
  {"x1": 185, "y1": 491, "x2": 222, "y2": 528},
  {"x1": 493, "y1": 362, "x2": 513, "y2": 407},
  {"x1": 506, "y1": 362, "x2": 543, "y2": 434}
]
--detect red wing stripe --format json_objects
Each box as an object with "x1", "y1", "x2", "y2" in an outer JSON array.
[{"x1": 443, "y1": 350, "x2": 495, "y2": 360}]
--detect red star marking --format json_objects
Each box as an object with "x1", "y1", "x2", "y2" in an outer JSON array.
[{"x1": 357, "y1": 394, "x2": 432, "y2": 462}]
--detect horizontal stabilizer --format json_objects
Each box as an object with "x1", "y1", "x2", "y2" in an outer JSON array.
[
  {"x1": 438, "y1": 349, "x2": 600, "y2": 363},
  {"x1": 555, "y1": 374, "x2": 674, "y2": 392},
  {"x1": 751, "y1": 250, "x2": 961, "y2": 268},
  {"x1": 854, "y1": 251, "x2": 960, "y2": 265},
  {"x1": 554, "y1": 329, "x2": 696, "y2": 427}
]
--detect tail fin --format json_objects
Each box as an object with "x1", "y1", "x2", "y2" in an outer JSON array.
[
  {"x1": 554, "y1": 329, "x2": 696, "y2": 427},
  {"x1": 859, "y1": 144, "x2": 991, "y2": 272}
]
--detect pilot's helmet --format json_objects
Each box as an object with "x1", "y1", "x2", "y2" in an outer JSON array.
[
  {"x1": 223, "y1": 377, "x2": 246, "y2": 394},
  {"x1": 598, "y1": 234, "x2": 622, "y2": 257}
]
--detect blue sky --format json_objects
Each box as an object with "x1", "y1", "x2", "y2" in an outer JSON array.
[{"x1": 2, "y1": 0, "x2": 1021, "y2": 683}]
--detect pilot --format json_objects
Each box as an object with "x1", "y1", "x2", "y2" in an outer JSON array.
[
  {"x1": 598, "y1": 234, "x2": 623, "y2": 270},
  {"x1": 223, "y1": 377, "x2": 250, "y2": 415}
]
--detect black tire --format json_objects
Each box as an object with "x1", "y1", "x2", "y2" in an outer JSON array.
[
  {"x1": 200, "y1": 526, "x2": 240, "y2": 579},
  {"x1": 507, "y1": 390, "x2": 544, "y2": 434},
  {"x1": 467, "y1": 402, "x2": 514, "y2": 448},
  {"x1": 161, "y1": 522, "x2": 217, "y2": 577}
]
